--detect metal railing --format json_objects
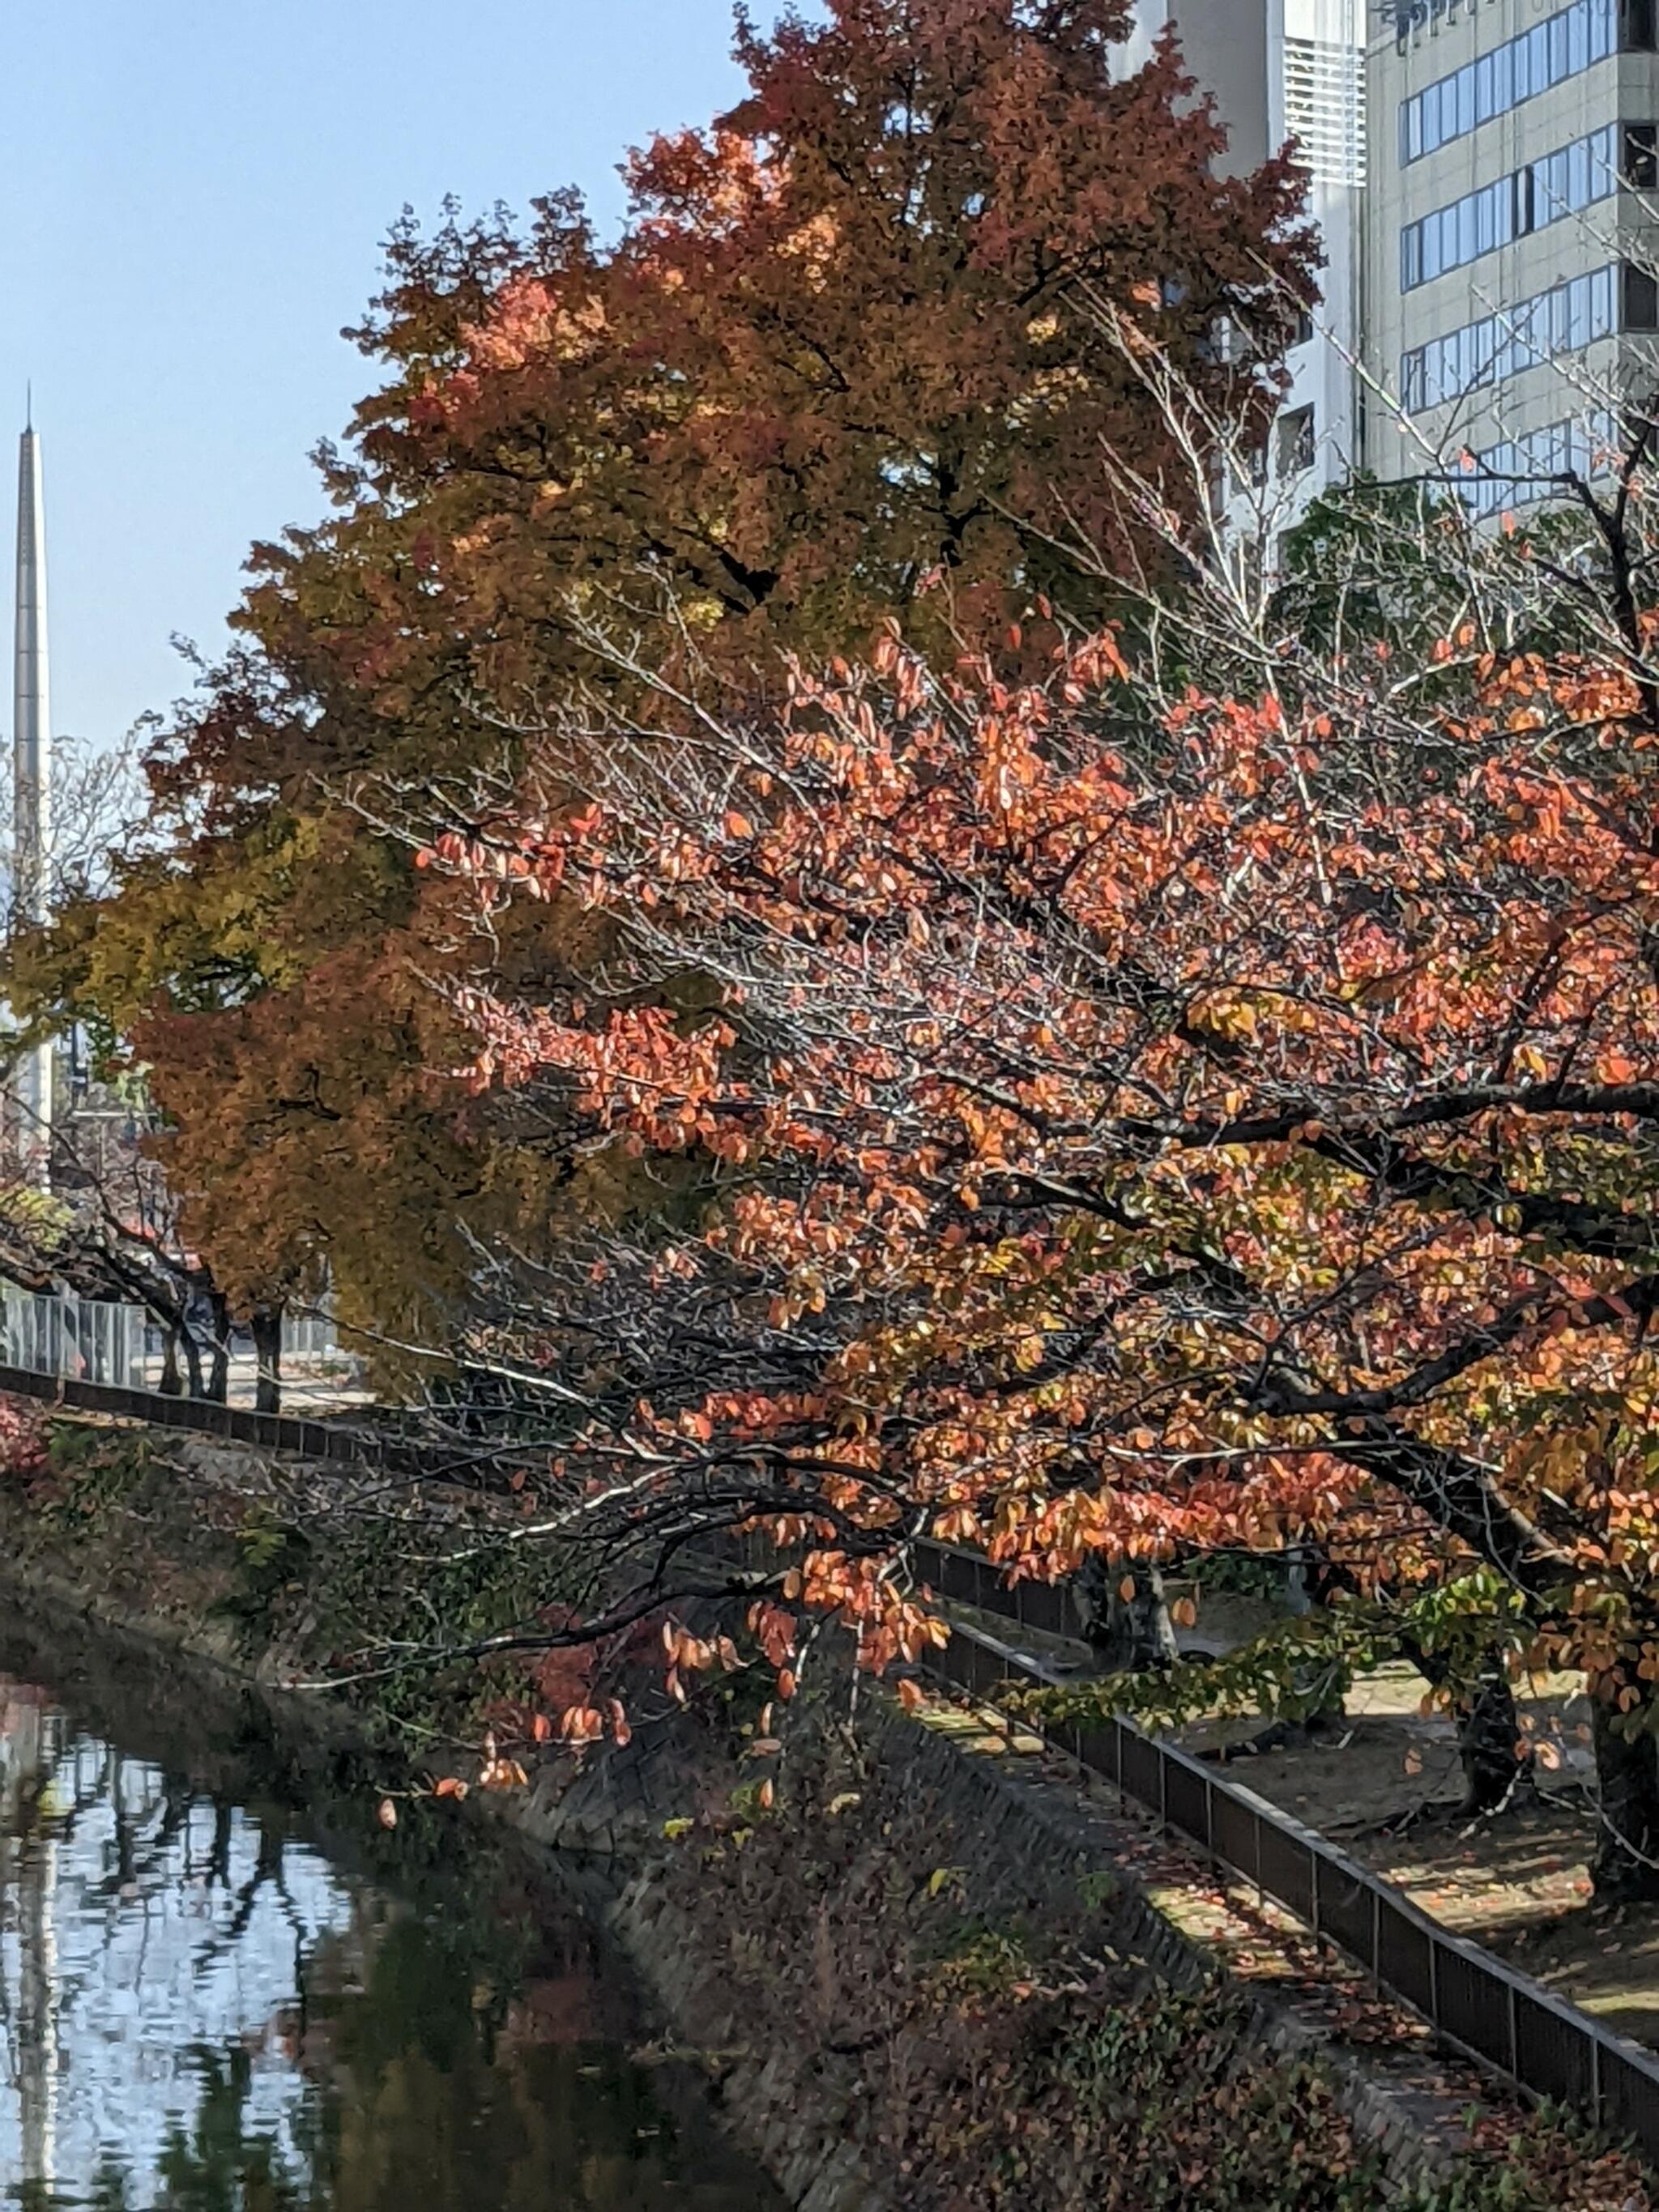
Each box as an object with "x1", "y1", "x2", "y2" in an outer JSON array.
[
  {"x1": 1, "y1": 1285, "x2": 147, "y2": 1389},
  {"x1": 0, "y1": 1360, "x2": 432, "y2": 1471},
  {"x1": 928, "y1": 1615, "x2": 1659, "y2": 2161},
  {"x1": 1, "y1": 1358, "x2": 1655, "y2": 2153},
  {"x1": 280, "y1": 1308, "x2": 345, "y2": 1365}
]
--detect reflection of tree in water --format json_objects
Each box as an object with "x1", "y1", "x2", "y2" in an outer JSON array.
[
  {"x1": 17, "y1": 1920, "x2": 762, "y2": 2212},
  {"x1": 0, "y1": 1683, "x2": 774, "y2": 2212}
]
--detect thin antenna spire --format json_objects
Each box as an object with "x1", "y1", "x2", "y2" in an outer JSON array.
[{"x1": 12, "y1": 411, "x2": 53, "y2": 1182}]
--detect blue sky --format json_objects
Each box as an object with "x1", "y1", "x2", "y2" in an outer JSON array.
[{"x1": 2, "y1": 2, "x2": 793, "y2": 752}]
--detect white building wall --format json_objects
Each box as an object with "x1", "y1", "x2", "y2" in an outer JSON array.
[{"x1": 1123, "y1": 0, "x2": 1366, "y2": 539}]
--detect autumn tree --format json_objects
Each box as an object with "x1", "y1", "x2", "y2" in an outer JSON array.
[
  {"x1": 7, "y1": 0, "x2": 1313, "y2": 1362},
  {"x1": 362, "y1": 387, "x2": 1659, "y2": 1899}
]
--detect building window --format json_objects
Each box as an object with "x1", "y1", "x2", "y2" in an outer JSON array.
[
  {"x1": 1626, "y1": 0, "x2": 1657, "y2": 50},
  {"x1": 1625, "y1": 262, "x2": 1659, "y2": 328},
  {"x1": 1457, "y1": 412, "x2": 1617, "y2": 521},
  {"x1": 1627, "y1": 121, "x2": 1659, "y2": 185},
  {"x1": 1400, "y1": 265, "x2": 1619, "y2": 413},
  {"x1": 1278, "y1": 407, "x2": 1317, "y2": 478},
  {"x1": 1291, "y1": 305, "x2": 1315, "y2": 348},
  {"x1": 1399, "y1": 0, "x2": 1618, "y2": 167},
  {"x1": 1400, "y1": 125, "x2": 1617, "y2": 292}
]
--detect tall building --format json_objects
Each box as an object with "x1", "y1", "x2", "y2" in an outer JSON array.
[
  {"x1": 10, "y1": 414, "x2": 53, "y2": 1184},
  {"x1": 1124, "y1": 0, "x2": 1367, "y2": 531},
  {"x1": 1362, "y1": 0, "x2": 1659, "y2": 513}
]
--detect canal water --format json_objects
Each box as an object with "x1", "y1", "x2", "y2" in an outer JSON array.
[{"x1": 0, "y1": 1604, "x2": 781, "y2": 2210}]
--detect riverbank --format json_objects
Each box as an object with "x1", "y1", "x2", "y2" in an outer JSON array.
[
  {"x1": 0, "y1": 1589, "x2": 788, "y2": 2209},
  {"x1": 0, "y1": 1405, "x2": 1654, "y2": 2210}
]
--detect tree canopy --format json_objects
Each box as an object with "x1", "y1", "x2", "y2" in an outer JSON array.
[
  {"x1": 390, "y1": 432, "x2": 1659, "y2": 1895},
  {"x1": 10, "y1": 0, "x2": 1313, "y2": 1359}
]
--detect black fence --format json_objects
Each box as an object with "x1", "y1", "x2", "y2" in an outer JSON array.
[
  {"x1": 911, "y1": 1536, "x2": 1078, "y2": 1639},
  {"x1": 0, "y1": 1361, "x2": 471, "y2": 1479},
  {"x1": 929, "y1": 1616, "x2": 1659, "y2": 2160},
  {"x1": 9, "y1": 1360, "x2": 1659, "y2": 2155}
]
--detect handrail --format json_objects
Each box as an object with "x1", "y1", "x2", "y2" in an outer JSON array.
[
  {"x1": 928, "y1": 1614, "x2": 1659, "y2": 2159},
  {"x1": 3, "y1": 1358, "x2": 1656, "y2": 2153}
]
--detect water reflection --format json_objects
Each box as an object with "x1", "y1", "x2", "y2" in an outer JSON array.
[{"x1": 0, "y1": 1671, "x2": 774, "y2": 2210}]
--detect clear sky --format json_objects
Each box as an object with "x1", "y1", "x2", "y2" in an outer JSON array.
[{"x1": 2, "y1": 2, "x2": 795, "y2": 753}]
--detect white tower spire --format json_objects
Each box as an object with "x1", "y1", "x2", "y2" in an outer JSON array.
[{"x1": 12, "y1": 407, "x2": 53, "y2": 1181}]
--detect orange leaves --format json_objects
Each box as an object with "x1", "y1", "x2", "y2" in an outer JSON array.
[
  {"x1": 479, "y1": 1734, "x2": 531, "y2": 1791},
  {"x1": 748, "y1": 1601, "x2": 799, "y2": 1669}
]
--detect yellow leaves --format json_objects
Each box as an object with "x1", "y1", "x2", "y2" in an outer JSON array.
[
  {"x1": 1338, "y1": 966, "x2": 1414, "y2": 1010},
  {"x1": 1170, "y1": 1596, "x2": 1198, "y2": 1630},
  {"x1": 1185, "y1": 989, "x2": 1259, "y2": 1044},
  {"x1": 898, "y1": 1677, "x2": 928, "y2": 1713}
]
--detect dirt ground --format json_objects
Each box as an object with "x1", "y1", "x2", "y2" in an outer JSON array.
[
  {"x1": 958, "y1": 1586, "x2": 1659, "y2": 2050},
  {"x1": 1176, "y1": 1661, "x2": 1659, "y2": 2047}
]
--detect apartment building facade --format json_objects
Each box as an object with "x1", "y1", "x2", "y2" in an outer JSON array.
[
  {"x1": 1363, "y1": 0, "x2": 1659, "y2": 509},
  {"x1": 1126, "y1": 0, "x2": 1367, "y2": 526}
]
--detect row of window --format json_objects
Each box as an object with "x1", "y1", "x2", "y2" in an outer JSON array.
[
  {"x1": 1401, "y1": 123, "x2": 1628, "y2": 291},
  {"x1": 1401, "y1": 0, "x2": 1621, "y2": 164},
  {"x1": 1458, "y1": 411, "x2": 1616, "y2": 518},
  {"x1": 1401, "y1": 263, "x2": 1635, "y2": 411}
]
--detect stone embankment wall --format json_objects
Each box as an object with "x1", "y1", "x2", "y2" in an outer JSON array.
[{"x1": 0, "y1": 1411, "x2": 1649, "y2": 2212}]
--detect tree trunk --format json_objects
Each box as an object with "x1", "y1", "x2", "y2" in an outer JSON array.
[
  {"x1": 1593, "y1": 1698, "x2": 1659, "y2": 1899},
  {"x1": 157, "y1": 1328, "x2": 183, "y2": 1398},
  {"x1": 179, "y1": 1325, "x2": 205, "y2": 1401},
  {"x1": 1456, "y1": 1666, "x2": 1527, "y2": 1813},
  {"x1": 1077, "y1": 1558, "x2": 1179, "y2": 1671},
  {"x1": 207, "y1": 1293, "x2": 231, "y2": 1404},
  {"x1": 1400, "y1": 1637, "x2": 1528, "y2": 1813},
  {"x1": 250, "y1": 1306, "x2": 282, "y2": 1416}
]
